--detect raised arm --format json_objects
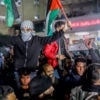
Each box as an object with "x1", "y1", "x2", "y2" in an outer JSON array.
[
  {"x1": 38, "y1": 22, "x2": 69, "y2": 46},
  {"x1": 84, "y1": 39, "x2": 100, "y2": 63}
]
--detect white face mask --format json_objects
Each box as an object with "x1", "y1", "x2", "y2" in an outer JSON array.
[{"x1": 21, "y1": 31, "x2": 32, "y2": 42}]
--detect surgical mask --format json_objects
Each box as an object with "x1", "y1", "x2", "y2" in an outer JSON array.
[{"x1": 21, "y1": 31, "x2": 32, "y2": 42}]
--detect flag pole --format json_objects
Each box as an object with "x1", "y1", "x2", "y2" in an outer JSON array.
[{"x1": 61, "y1": 8, "x2": 72, "y2": 29}]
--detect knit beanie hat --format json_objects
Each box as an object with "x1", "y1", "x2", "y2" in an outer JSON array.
[{"x1": 21, "y1": 20, "x2": 34, "y2": 29}]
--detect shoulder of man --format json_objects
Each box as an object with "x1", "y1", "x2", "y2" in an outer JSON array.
[{"x1": 85, "y1": 92, "x2": 98, "y2": 100}]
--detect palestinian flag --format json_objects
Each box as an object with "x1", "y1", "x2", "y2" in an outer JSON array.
[
  {"x1": 3, "y1": 0, "x2": 19, "y2": 27},
  {"x1": 46, "y1": 0, "x2": 63, "y2": 36}
]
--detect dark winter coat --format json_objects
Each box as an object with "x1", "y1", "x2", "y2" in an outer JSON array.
[
  {"x1": 89, "y1": 48, "x2": 100, "y2": 63},
  {"x1": 64, "y1": 70, "x2": 84, "y2": 93},
  {"x1": 0, "y1": 30, "x2": 64, "y2": 70}
]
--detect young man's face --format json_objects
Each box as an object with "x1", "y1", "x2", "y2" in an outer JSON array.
[
  {"x1": 21, "y1": 74, "x2": 31, "y2": 86},
  {"x1": 75, "y1": 62, "x2": 86, "y2": 76},
  {"x1": 43, "y1": 65, "x2": 54, "y2": 78},
  {"x1": 65, "y1": 59, "x2": 72, "y2": 68}
]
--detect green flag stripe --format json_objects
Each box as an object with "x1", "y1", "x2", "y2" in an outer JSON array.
[
  {"x1": 46, "y1": 9, "x2": 60, "y2": 36},
  {"x1": 3, "y1": 0, "x2": 14, "y2": 27}
]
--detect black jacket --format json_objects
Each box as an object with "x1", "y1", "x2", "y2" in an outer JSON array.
[
  {"x1": 89, "y1": 48, "x2": 100, "y2": 63},
  {"x1": 16, "y1": 88, "x2": 31, "y2": 100},
  {"x1": 0, "y1": 30, "x2": 64, "y2": 70}
]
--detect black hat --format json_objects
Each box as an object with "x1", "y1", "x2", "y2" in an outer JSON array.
[{"x1": 29, "y1": 75, "x2": 52, "y2": 95}]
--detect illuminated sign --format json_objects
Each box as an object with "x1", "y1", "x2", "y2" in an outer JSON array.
[{"x1": 71, "y1": 19, "x2": 100, "y2": 28}]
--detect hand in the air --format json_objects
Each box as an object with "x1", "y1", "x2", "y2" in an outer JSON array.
[{"x1": 84, "y1": 39, "x2": 93, "y2": 49}]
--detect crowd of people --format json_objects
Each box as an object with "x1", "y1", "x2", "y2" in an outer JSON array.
[{"x1": 0, "y1": 20, "x2": 100, "y2": 100}]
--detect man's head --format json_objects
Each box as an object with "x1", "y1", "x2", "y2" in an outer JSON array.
[
  {"x1": 19, "y1": 68, "x2": 31, "y2": 88},
  {"x1": 54, "y1": 21, "x2": 65, "y2": 31},
  {"x1": 6, "y1": 92, "x2": 17, "y2": 100},
  {"x1": 20, "y1": 20, "x2": 35, "y2": 42},
  {"x1": 0, "y1": 86, "x2": 17, "y2": 100},
  {"x1": 29, "y1": 75, "x2": 54, "y2": 99},
  {"x1": 74, "y1": 58, "x2": 87, "y2": 76},
  {"x1": 42, "y1": 64, "x2": 54, "y2": 78},
  {"x1": 65, "y1": 58, "x2": 73, "y2": 68},
  {"x1": 86, "y1": 63, "x2": 100, "y2": 85}
]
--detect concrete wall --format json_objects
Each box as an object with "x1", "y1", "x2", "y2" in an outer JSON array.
[
  {"x1": 0, "y1": 0, "x2": 47, "y2": 34},
  {"x1": 22, "y1": 0, "x2": 47, "y2": 21}
]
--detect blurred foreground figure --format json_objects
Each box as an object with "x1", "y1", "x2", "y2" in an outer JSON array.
[
  {"x1": 70, "y1": 63, "x2": 100, "y2": 100},
  {"x1": 0, "y1": 85, "x2": 17, "y2": 100},
  {"x1": 29, "y1": 75, "x2": 54, "y2": 100}
]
